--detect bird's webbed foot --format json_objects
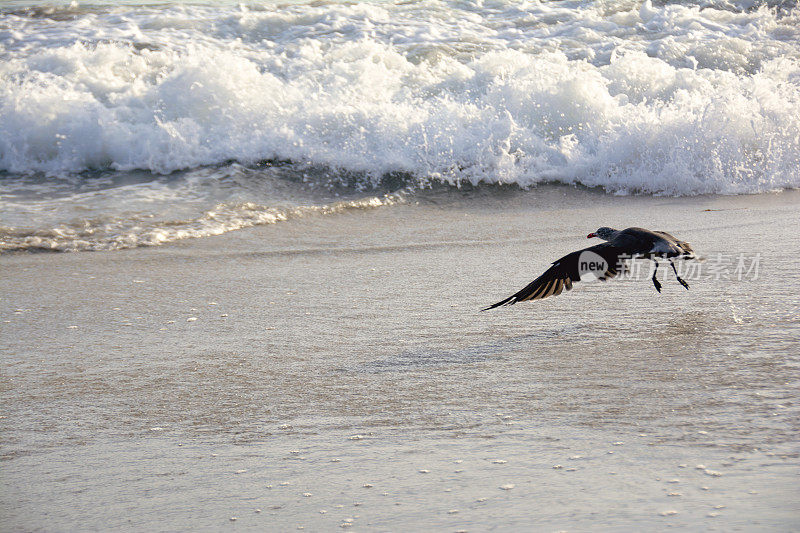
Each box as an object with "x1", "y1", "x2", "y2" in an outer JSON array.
[
  {"x1": 652, "y1": 260, "x2": 662, "y2": 293},
  {"x1": 670, "y1": 259, "x2": 690, "y2": 290}
]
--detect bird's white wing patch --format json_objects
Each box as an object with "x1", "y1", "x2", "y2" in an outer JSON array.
[{"x1": 651, "y1": 240, "x2": 679, "y2": 254}]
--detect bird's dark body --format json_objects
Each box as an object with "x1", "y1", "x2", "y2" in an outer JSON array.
[
  {"x1": 612, "y1": 227, "x2": 694, "y2": 259},
  {"x1": 483, "y1": 226, "x2": 694, "y2": 310}
]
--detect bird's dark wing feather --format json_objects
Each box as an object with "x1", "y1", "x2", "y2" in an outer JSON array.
[{"x1": 482, "y1": 243, "x2": 625, "y2": 310}]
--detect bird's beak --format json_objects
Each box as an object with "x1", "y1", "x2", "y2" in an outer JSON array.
[{"x1": 587, "y1": 232, "x2": 597, "y2": 239}]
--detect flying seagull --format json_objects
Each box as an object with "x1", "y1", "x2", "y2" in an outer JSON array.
[{"x1": 483, "y1": 227, "x2": 695, "y2": 310}]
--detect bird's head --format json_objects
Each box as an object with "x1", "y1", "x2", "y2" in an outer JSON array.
[{"x1": 587, "y1": 227, "x2": 617, "y2": 240}]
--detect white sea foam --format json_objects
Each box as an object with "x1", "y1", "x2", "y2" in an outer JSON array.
[
  {"x1": 0, "y1": 191, "x2": 402, "y2": 252},
  {"x1": 1, "y1": 1, "x2": 798, "y2": 196},
  {"x1": 1, "y1": 1, "x2": 800, "y2": 251}
]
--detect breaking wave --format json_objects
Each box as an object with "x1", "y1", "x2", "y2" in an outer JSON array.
[{"x1": 1, "y1": 0, "x2": 798, "y2": 195}]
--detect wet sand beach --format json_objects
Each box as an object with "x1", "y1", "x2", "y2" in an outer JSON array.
[{"x1": 2, "y1": 187, "x2": 799, "y2": 531}]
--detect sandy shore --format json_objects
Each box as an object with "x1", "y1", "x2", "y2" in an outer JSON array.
[{"x1": 2, "y1": 186, "x2": 799, "y2": 530}]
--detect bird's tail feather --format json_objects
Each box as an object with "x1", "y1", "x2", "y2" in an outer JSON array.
[{"x1": 679, "y1": 240, "x2": 695, "y2": 259}]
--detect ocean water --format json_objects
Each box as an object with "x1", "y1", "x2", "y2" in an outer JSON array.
[{"x1": 1, "y1": 0, "x2": 799, "y2": 252}]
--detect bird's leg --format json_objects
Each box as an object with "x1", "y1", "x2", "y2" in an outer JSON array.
[
  {"x1": 651, "y1": 259, "x2": 662, "y2": 293},
  {"x1": 670, "y1": 259, "x2": 690, "y2": 290}
]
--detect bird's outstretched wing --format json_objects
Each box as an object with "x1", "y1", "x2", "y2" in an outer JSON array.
[{"x1": 482, "y1": 243, "x2": 624, "y2": 310}]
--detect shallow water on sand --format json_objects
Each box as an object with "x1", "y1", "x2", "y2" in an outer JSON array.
[{"x1": 1, "y1": 188, "x2": 799, "y2": 530}]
